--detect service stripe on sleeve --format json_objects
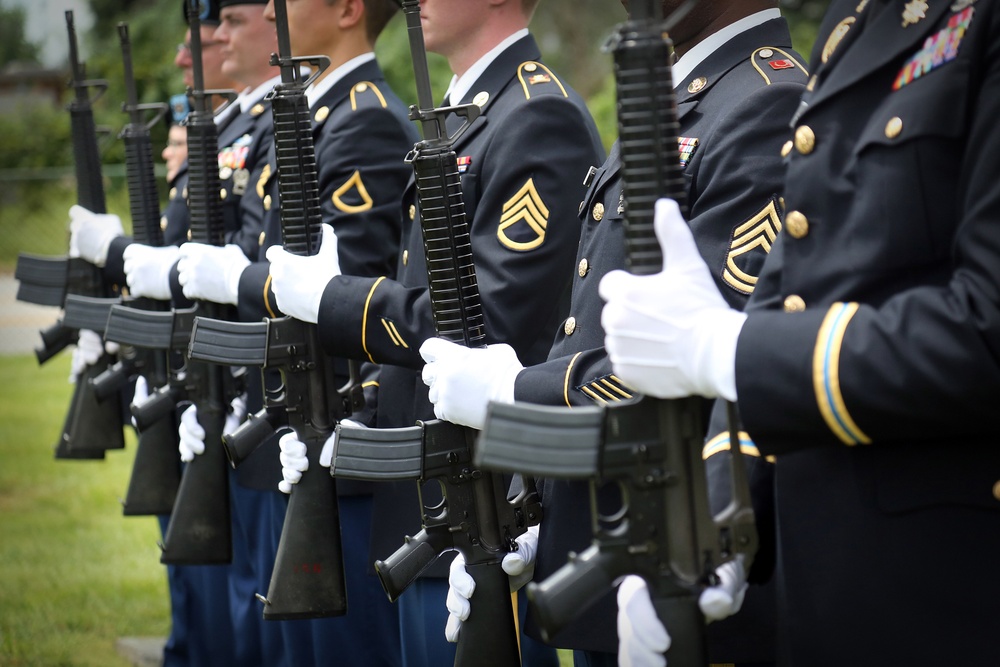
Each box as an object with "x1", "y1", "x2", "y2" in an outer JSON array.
[{"x1": 813, "y1": 302, "x2": 871, "y2": 445}]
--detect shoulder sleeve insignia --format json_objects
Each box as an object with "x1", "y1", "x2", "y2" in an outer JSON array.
[
  {"x1": 256, "y1": 163, "x2": 272, "y2": 199},
  {"x1": 703, "y1": 431, "x2": 775, "y2": 463},
  {"x1": 576, "y1": 374, "x2": 634, "y2": 405},
  {"x1": 350, "y1": 81, "x2": 388, "y2": 111},
  {"x1": 517, "y1": 62, "x2": 568, "y2": 99},
  {"x1": 332, "y1": 170, "x2": 374, "y2": 213},
  {"x1": 723, "y1": 198, "x2": 782, "y2": 294},
  {"x1": 380, "y1": 317, "x2": 409, "y2": 349},
  {"x1": 751, "y1": 48, "x2": 809, "y2": 84},
  {"x1": 677, "y1": 136, "x2": 700, "y2": 168},
  {"x1": 497, "y1": 178, "x2": 549, "y2": 251}
]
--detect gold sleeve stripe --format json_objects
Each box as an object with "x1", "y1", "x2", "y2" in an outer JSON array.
[
  {"x1": 381, "y1": 319, "x2": 402, "y2": 347},
  {"x1": 361, "y1": 276, "x2": 387, "y2": 364},
  {"x1": 350, "y1": 81, "x2": 388, "y2": 110},
  {"x1": 563, "y1": 352, "x2": 583, "y2": 407},
  {"x1": 599, "y1": 378, "x2": 632, "y2": 399},
  {"x1": 589, "y1": 383, "x2": 618, "y2": 401},
  {"x1": 750, "y1": 47, "x2": 809, "y2": 85},
  {"x1": 262, "y1": 274, "x2": 277, "y2": 318},
  {"x1": 703, "y1": 431, "x2": 775, "y2": 463},
  {"x1": 389, "y1": 321, "x2": 408, "y2": 348},
  {"x1": 517, "y1": 62, "x2": 568, "y2": 99},
  {"x1": 813, "y1": 302, "x2": 871, "y2": 445},
  {"x1": 580, "y1": 386, "x2": 608, "y2": 404},
  {"x1": 362, "y1": 381, "x2": 379, "y2": 388}
]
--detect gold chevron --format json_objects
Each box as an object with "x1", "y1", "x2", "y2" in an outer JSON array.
[
  {"x1": 332, "y1": 170, "x2": 374, "y2": 213},
  {"x1": 723, "y1": 200, "x2": 782, "y2": 294},
  {"x1": 498, "y1": 178, "x2": 549, "y2": 251}
]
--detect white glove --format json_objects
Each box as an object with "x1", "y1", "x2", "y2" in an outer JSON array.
[
  {"x1": 419, "y1": 338, "x2": 522, "y2": 430},
  {"x1": 130, "y1": 375, "x2": 149, "y2": 429},
  {"x1": 123, "y1": 243, "x2": 181, "y2": 300},
  {"x1": 178, "y1": 395, "x2": 246, "y2": 462},
  {"x1": 599, "y1": 199, "x2": 747, "y2": 401},
  {"x1": 617, "y1": 557, "x2": 749, "y2": 667},
  {"x1": 265, "y1": 224, "x2": 340, "y2": 323},
  {"x1": 177, "y1": 242, "x2": 251, "y2": 305},
  {"x1": 443, "y1": 524, "x2": 539, "y2": 643},
  {"x1": 69, "y1": 328, "x2": 105, "y2": 383},
  {"x1": 69, "y1": 205, "x2": 124, "y2": 267},
  {"x1": 277, "y1": 430, "x2": 337, "y2": 494}
]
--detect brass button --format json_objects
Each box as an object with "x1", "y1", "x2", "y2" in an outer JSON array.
[
  {"x1": 263, "y1": 194, "x2": 272, "y2": 211},
  {"x1": 783, "y1": 295, "x2": 806, "y2": 313},
  {"x1": 794, "y1": 126, "x2": 816, "y2": 155},
  {"x1": 759, "y1": 48, "x2": 774, "y2": 59},
  {"x1": 563, "y1": 317, "x2": 577, "y2": 336},
  {"x1": 355, "y1": 83, "x2": 368, "y2": 93},
  {"x1": 220, "y1": 188, "x2": 228, "y2": 200},
  {"x1": 524, "y1": 63, "x2": 537, "y2": 72},
  {"x1": 687, "y1": 76, "x2": 707, "y2": 94},
  {"x1": 160, "y1": 215, "x2": 168, "y2": 231},
  {"x1": 250, "y1": 103, "x2": 265, "y2": 117},
  {"x1": 785, "y1": 211, "x2": 809, "y2": 239},
  {"x1": 402, "y1": 249, "x2": 409, "y2": 266},
  {"x1": 592, "y1": 202, "x2": 605, "y2": 221},
  {"x1": 408, "y1": 204, "x2": 416, "y2": 220},
  {"x1": 473, "y1": 91, "x2": 490, "y2": 107},
  {"x1": 885, "y1": 117, "x2": 903, "y2": 139},
  {"x1": 169, "y1": 187, "x2": 177, "y2": 199},
  {"x1": 182, "y1": 186, "x2": 188, "y2": 199},
  {"x1": 781, "y1": 140, "x2": 793, "y2": 157},
  {"x1": 186, "y1": 230, "x2": 192, "y2": 241},
  {"x1": 578, "y1": 258, "x2": 589, "y2": 277},
  {"x1": 314, "y1": 106, "x2": 330, "y2": 123},
  {"x1": 993, "y1": 481, "x2": 1000, "y2": 501}
]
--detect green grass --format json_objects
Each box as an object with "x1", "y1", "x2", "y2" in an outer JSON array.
[{"x1": 0, "y1": 354, "x2": 169, "y2": 667}]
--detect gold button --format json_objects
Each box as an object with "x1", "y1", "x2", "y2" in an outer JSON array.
[
  {"x1": 781, "y1": 140, "x2": 793, "y2": 157},
  {"x1": 220, "y1": 188, "x2": 228, "y2": 200},
  {"x1": 473, "y1": 91, "x2": 490, "y2": 107},
  {"x1": 794, "y1": 126, "x2": 816, "y2": 155},
  {"x1": 186, "y1": 230, "x2": 192, "y2": 241},
  {"x1": 182, "y1": 186, "x2": 188, "y2": 199},
  {"x1": 219, "y1": 166, "x2": 233, "y2": 181},
  {"x1": 687, "y1": 76, "x2": 707, "y2": 94},
  {"x1": 759, "y1": 48, "x2": 774, "y2": 59},
  {"x1": 592, "y1": 202, "x2": 605, "y2": 221},
  {"x1": 779, "y1": 197, "x2": 785, "y2": 211},
  {"x1": 785, "y1": 211, "x2": 809, "y2": 239},
  {"x1": 160, "y1": 215, "x2": 168, "y2": 231},
  {"x1": 355, "y1": 83, "x2": 368, "y2": 93},
  {"x1": 885, "y1": 116, "x2": 903, "y2": 139},
  {"x1": 783, "y1": 295, "x2": 806, "y2": 313},
  {"x1": 578, "y1": 258, "x2": 589, "y2": 277},
  {"x1": 408, "y1": 204, "x2": 416, "y2": 220},
  {"x1": 250, "y1": 103, "x2": 265, "y2": 117},
  {"x1": 524, "y1": 63, "x2": 537, "y2": 72},
  {"x1": 563, "y1": 317, "x2": 577, "y2": 336},
  {"x1": 993, "y1": 481, "x2": 1000, "y2": 501},
  {"x1": 314, "y1": 106, "x2": 330, "y2": 123},
  {"x1": 263, "y1": 194, "x2": 272, "y2": 211},
  {"x1": 402, "y1": 249, "x2": 409, "y2": 266},
  {"x1": 169, "y1": 187, "x2": 177, "y2": 199}
]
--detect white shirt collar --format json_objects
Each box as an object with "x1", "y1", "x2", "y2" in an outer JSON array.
[
  {"x1": 444, "y1": 28, "x2": 529, "y2": 105},
  {"x1": 306, "y1": 52, "x2": 377, "y2": 108},
  {"x1": 672, "y1": 9, "x2": 782, "y2": 87},
  {"x1": 237, "y1": 74, "x2": 283, "y2": 114}
]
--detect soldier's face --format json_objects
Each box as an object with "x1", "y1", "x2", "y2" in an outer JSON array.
[
  {"x1": 216, "y1": 5, "x2": 278, "y2": 86},
  {"x1": 175, "y1": 27, "x2": 228, "y2": 90},
  {"x1": 268, "y1": 0, "x2": 338, "y2": 57},
  {"x1": 162, "y1": 125, "x2": 188, "y2": 183},
  {"x1": 418, "y1": 0, "x2": 491, "y2": 62}
]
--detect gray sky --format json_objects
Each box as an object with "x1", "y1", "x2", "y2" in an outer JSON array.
[{"x1": 4, "y1": 0, "x2": 95, "y2": 68}]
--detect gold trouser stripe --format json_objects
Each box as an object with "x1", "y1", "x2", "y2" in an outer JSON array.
[
  {"x1": 362, "y1": 381, "x2": 379, "y2": 389},
  {"x1": 262, "y1": 274, "x2": 277, "y2": 318},
  {"x1": 563, "y1": 352, "x2": 582, "y2": 407},
  {"x1": 361, "y1": 277, "x2": 387, "y2": 363},
  {"x1": 512, "y1": 591, "x2": 521, "y2": 658},
  {"x1": 813, "y1": 302, "x2": 871, "y2": 445}
]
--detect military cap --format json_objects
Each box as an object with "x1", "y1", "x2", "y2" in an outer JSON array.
[
  {"x1": 183, "y1": 0, "x2": 221, "y2": 26},
  {"x1": 217, "y1": 0, "x2": 269, "y2": 7}
]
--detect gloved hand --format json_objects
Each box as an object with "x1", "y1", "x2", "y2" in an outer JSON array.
[
  {"x1": 277, "y1": 428, "x2": 339, "y2": 494},
  {"x1": 419, "y1": 338, "x2": 522, "y2": 430},
  {"x1": 69, "y1": 205, "x2": 124, "y2": 267},
  {"x1": 123, "y1": 243, "x2": 181, "y2": 300},
  {"x1": 599, "y1": 199, "x2": 747, "y2": 401},
  {"x1": 177, "y1": 242, "x2": 251, "y2": 305},
  {"x1": 444, "y1": 524, "x2": 540, "y2": 643},
  {"x1": 265, "y1": 224, "x2": 340, "y2": 324},
  {"x1": 130, "y1": 375, "x2": 149, "y2": 429},
  {"x1": 617, "y1": 556, "x2": 749, "y2": 667},
  {"x1": 178, "y1": 395, "x2": 246, "y2": 462},
  {"x1": 69, "y1": 329, "x2": 106, "y2": 383}
]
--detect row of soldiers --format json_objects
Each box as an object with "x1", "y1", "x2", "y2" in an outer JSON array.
[{"x1": 51, "y1": 0, "x2": 1000, "y2": 665}]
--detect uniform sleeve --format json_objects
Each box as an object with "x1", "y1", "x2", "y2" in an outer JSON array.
[
  {"x1": 318, "y1": 95, "x2": 602, "y2": 369},
  {"x1": 735, "y1": 28, "x2": 1000, "y2": 454},
  {"x1": 514, "y1": 347, "x2": 628, "y2": 407}
]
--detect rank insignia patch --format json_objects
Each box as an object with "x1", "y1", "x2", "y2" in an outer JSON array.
[
  {"x1": 677, "y1": 136, "x2": 700, "y2": 168},
  {"x1": 893, "y1": 7, "x2": 974, "y2": 90},
  {"x1": 498, "y1": 178, "x2": 549, "y2": 251},
  {"x1": 769, "y1": 59, "x2": 795, "y2": 70},
  {"x1": 723, "y1": 199, "x2": 782, "y2": 294},
  {"x1": 577, "y1": 375, "x2": 634, "y2": 404},
  {"x1": 456, "y1": 156, "x2": 472, "y2": 174},
  {"x1": 332, "y1": 170, "x2": 373, "y2": 213}
]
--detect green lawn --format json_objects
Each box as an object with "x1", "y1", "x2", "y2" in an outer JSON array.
[{"x1": 0, "y1": 354, "x2": 169, "y2": 666}]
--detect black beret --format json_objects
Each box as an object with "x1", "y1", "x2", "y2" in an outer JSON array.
[
  {"x1": 183, "y1": 0, "x2": 221, "y2": 26},
  {"x1": 217, "y1": 0, "x2": 269, "y2": 7}
]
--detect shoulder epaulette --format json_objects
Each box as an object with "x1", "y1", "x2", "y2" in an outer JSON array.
[
  {"x1": 749, "y1": 47, "x2": 809, "y2": 85},
  {"x1": 349, "y1": 81, "x2": 388, "y2": 111},
  {"x1": 517, "y1": 61, "x2": 568, "y2": 100}
]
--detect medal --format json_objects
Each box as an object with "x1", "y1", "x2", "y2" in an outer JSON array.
[{"x1": 902, "y1": 0, "x2": 930, "y2": 27}]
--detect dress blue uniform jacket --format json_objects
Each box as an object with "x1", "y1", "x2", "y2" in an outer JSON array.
[
  {"x1": 511, "y1": 18, "x2": 807, "y2": 657},
  {"x1": 727, "y1": 1, "x2": 1000, "y2": 664},
  {"x1": 312, "y1": 34, "x2": 605, "y2": 575}
]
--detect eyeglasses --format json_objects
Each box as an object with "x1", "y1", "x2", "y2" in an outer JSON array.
[{"x1": 176, "y1": 40, "x2": 223, "y2": 53}]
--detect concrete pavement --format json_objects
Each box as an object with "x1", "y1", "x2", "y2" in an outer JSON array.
[{"x1": 0, "y1": 270, "x2": 60, "y2": 356}]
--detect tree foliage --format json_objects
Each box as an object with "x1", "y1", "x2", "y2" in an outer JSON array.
[{"x1": 0, "y1": 5, "x2": 41, "y2": 67}]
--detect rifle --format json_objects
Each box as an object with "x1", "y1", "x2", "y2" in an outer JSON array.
[
  {"x1": 156, "y1": 1, "x2": 241, "y2": 564},
  {"x1": 186, "y1": 0, "x2": 355, "y2": 619},
  {"x1": 474, "y1": 3, "x2": 757, "y2": 665},
  {"x1": 329, "y1": 3, "x2": 538, "y2": 664}
]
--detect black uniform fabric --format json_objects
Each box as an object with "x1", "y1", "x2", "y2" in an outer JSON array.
[
  {"x1": 235, "y1": 60, "x2": 417, "y2": 492},
  {"x1": 511, "y1": 19, "x2": 807, "y2": 656},
  {"x1": 729, "y1": 1, "x2": 1000, "y2": 664},
  {"x1": 314, "y1": 35, "x2": 605, "y2": 575}
]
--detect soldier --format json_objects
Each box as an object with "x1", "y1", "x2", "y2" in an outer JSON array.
[
  {"x1": 266, "y1": 0, "x2": 605, "y2": 663},
  {"x1": 180, "y1": 0, "x2": 417, "y2": 664},
  {"x1": 603, "y1": 0, "x2": 1000, "y2": 665},
  {"x1": 419, "y1": 1, "x2": 807, "y2": 665}
]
